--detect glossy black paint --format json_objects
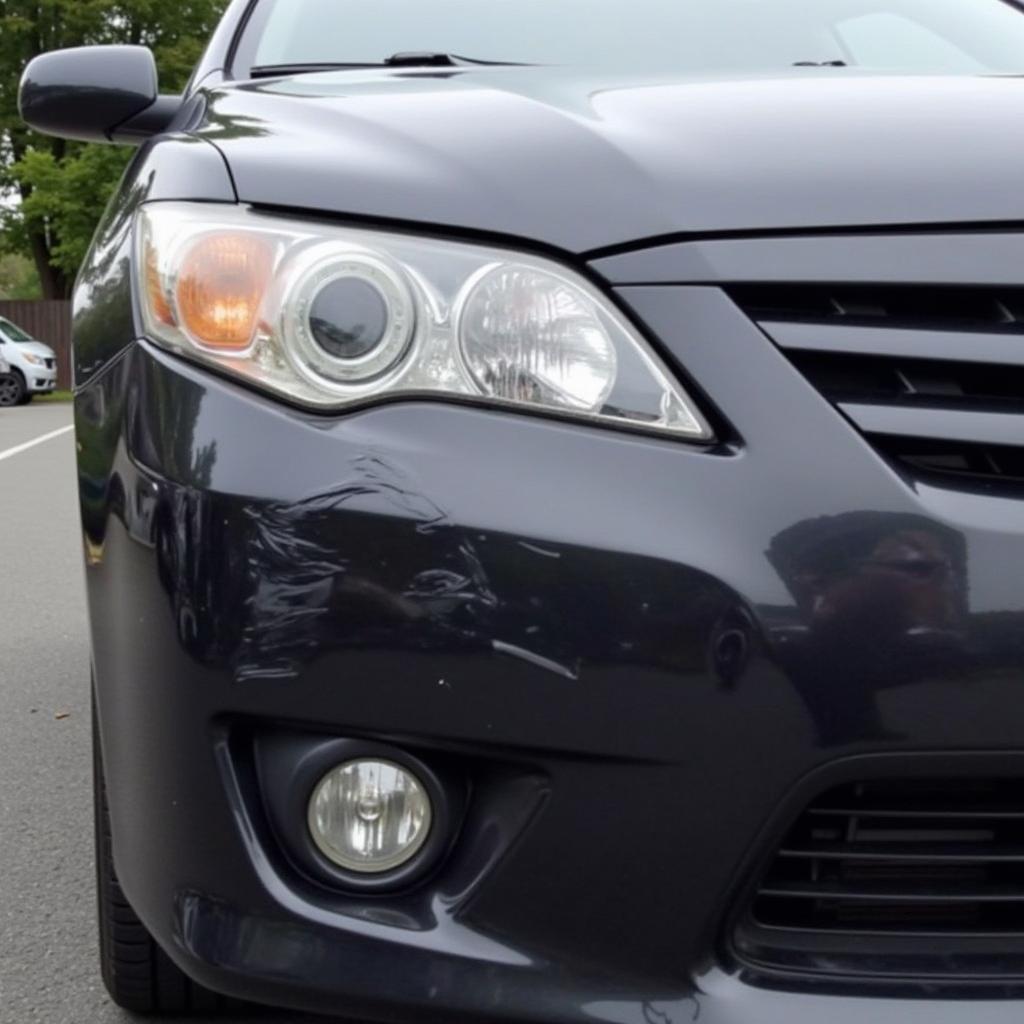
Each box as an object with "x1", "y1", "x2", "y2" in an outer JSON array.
[
  {"x1": 193, "y1": 70, "x2": 1024, "y2": 253},
  {"x1": 78, "y1": 291, "x2": 1024, "y2": 1020},
  {"x1": 19, "y1": 45, "x2": 181, "y2": 144},
  {"x1": 591, "y1": 232, "x2": 1024, "y2": 286},
  {"x1": 60, "y1": 3, "x2": 1024, "y2": 1020}
]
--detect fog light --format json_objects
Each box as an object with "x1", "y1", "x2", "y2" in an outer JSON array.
[{"x1": 307, "y1": 759, "x2": 432, "y2": 874}]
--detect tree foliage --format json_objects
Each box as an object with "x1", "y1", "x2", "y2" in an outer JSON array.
[
  {"x1": 0, "y1": 0, "x2": 227, "y2": 298},
  {"x1": 0, "y1": 253, "x2": 39, "y2": 298}
]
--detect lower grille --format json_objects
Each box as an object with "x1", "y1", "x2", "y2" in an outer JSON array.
[
  {"x1": 732, "y1": 285, "x2": 1024, "y2": 493},
  {"x1": 734, "y1": 778, "x2": 1024, "y2": 981}
]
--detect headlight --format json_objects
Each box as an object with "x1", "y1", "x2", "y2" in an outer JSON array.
[
  {"x1": 22, "y1": 353, "x2": 45, "y2": 366},
  {"x1": 137, "y1": 203, "x2": 711, "y2": 439}
]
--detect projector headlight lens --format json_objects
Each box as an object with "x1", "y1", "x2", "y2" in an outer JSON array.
[
  {"x1": 285, "y1": 251, "x2": 415, "y2": 385},
  {"x1": 307, "y1": 759, "x2": 433, "y2": 874},
  {"x1": 309, "y1": 275, "x2": 391, "y2": 361}
]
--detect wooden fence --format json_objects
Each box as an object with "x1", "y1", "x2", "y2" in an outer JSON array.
[{"x1": 0, "y1": 300, "x2": 73, "y2": 390}]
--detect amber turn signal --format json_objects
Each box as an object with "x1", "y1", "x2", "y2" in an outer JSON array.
[{"x1": 175, "y1": 233, "x2": 272, "y2": 350}]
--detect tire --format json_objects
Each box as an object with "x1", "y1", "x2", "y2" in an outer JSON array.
[
  {"x1": 93, "y1": 701, "x2": 225, "y2": 1015},
  {"x1": 0, "y1": 372, "x2": 23, "y2": 407},
  {"x1": 14, "y1": 370, "x2": 32, "y2": 405}
]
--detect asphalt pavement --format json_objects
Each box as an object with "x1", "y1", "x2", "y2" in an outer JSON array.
[{"x1": 0, "y1": 403, "x2": 335, "y2": 1023}]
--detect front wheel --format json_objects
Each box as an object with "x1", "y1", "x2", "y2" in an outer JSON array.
[
  {"x1": 0, "y1": 372, "x2": 23, "y2": 407},
  {"x1": 93, "y1": 701, "x2": 224, "y2": 1015}
]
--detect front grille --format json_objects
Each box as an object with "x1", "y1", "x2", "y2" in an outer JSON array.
[
  {"x1": 44, "y1": 358, "x2": 54, "y2": 370},
  {"x1": 734, "y1": 778, "x2": 1024, "y2": 981},
  {"x1": 733, "y1": 285, "x2": 1024, "y2": 493}
]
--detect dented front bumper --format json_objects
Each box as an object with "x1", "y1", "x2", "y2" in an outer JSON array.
[{"x1": 82, "y1": 281, "x2": 1024, "y2": 1020}]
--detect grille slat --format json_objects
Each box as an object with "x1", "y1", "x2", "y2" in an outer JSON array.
[
  {"x1": 809, "y1": 806, "x2": 1024, "y2": 820},
  {"x1": 734, "y1": 778, "x2": 1024, "y2": 980},
  {"x1": 733, "y1": 284, "x2": 1024, "y2": 492},
  {"x1": 767, "y1": 320, "x2": 1024, "y2": 368},
  {"x1": 760, "y1": 882, "x2": 1024, "y2": 903},
  {"x1": 737, "y1": 284, "x2": 1024, "y2": 329},
  {"x1": 839, "y1": 402, "x2": 1024, "y2": 448},
  {"x1": 777, "y1": 842, "x2": 1024, "y2": 863}
]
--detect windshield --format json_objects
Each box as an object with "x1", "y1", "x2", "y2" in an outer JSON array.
[
  {"x1": 0, "y1": 318, "x2": 35, "y2": 344},
  {"x1": 244, "y1": 0, "x2": 1024, "y2": 75}
]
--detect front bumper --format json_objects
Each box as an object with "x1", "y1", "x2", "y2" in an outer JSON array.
[
  {"x1": 81, "y1": 279, "x2": 1024, "y2": 1021},
  {"x1": 26, "y1": 364, "x2": 56, "y2": 393}
]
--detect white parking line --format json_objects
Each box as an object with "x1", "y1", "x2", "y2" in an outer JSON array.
[{"x1": 0, "y1": 425, "x2": 75, "y2": 464}]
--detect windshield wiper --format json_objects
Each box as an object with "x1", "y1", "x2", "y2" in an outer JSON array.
[
  {"x1": 386, "y1": 52, "x2": 532, "y2": 67},
  {"x1": 251, "y1": 53, "x2": 532, "y2": 79},
  {"x1": 792, "y1": 60, "x2": 849, "y2": 67}
]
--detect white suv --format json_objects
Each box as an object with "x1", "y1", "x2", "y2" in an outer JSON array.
[{"x1": 0, "y1": 316, "x2": 58, "y2": 405}]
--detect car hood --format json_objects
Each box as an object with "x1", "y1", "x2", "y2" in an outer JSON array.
[
  {"x1": 199, "y1": 68, "x2": 1024, "y2": 254},
  {"x1": 12, "y1": 340, "x2": 54, "y2": 359}
]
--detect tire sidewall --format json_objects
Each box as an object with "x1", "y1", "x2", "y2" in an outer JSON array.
[
  {"x1": 0, "y1": 371, "x2": 23, "y2": 407},
  {"x1": 14, "y1": 371, "x2": 33, "y2": 405}
]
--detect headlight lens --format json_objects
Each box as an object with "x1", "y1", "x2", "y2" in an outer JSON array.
[
  {"x1": 22, "y1": 353, "x2": 45, "y2": 366},
  {"x1": 137, "y1": 203, "x2": 711, "y2": 439},
  {"x1": 460, "y1": 265, "x2": 617, "y2": 413}
]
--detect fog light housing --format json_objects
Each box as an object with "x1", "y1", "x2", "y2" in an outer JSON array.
[{"x1": 307, "y1": 759, "x2": 433, "y2": 874}]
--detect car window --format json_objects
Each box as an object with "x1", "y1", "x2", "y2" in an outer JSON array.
[
  {"x1": 245, "y1": 0, "x2": 1024, "y2": 75},
  {"x1": 0, "y1": 318, "x2": 35, "y2": 344}
]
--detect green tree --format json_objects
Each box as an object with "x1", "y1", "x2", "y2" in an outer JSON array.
[
  {"x1": 0, "y1": 253, "x2": 40, "y2": 298},
  {"x1": 0, "y1": 0, "x2": 226, "y2": 298}
]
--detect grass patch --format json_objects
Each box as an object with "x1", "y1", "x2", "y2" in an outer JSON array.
[{"x1": 34, "y1": 390, "x2": 73, "y2": 404}]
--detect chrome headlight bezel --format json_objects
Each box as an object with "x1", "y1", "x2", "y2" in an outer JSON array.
[{"x1": 135, "y1": 202, "x2": 713, "y2": 441}]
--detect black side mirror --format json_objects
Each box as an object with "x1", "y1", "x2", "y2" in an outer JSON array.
[{"x1": 19, "y1": 45, "x2": 181, "y2": 145}]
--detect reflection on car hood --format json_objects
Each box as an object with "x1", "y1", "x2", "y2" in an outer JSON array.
[{"x1": 199, "y1": 68, "x2": 1024, "y2": 254}]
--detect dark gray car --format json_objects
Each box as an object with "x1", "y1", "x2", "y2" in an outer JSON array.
[{"x1": 19, "y1": 1, "x2": 1024, "y2": 1021}]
